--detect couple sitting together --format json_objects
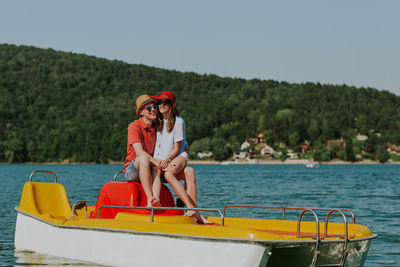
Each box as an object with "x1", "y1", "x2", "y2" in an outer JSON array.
[{"x1": 122, "y1": 91, "x2": 210, "y2": 224}]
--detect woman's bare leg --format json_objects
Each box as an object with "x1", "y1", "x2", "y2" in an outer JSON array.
[
  {"x1": 164, "y1": 171, "x2": 195, "y2": 208},
  {"x1": 164, "y1": 156, "x2": 192, "y2": 204},
  {"x1": 164, "y1": 171, "x2": 204, "y2": 220},
  {"x1": 177, "y1": 166, "x2": 211, "y2": 224},
  {"x1": 175, "y1": 166, "x2": 197, "y2": 208},
  {"x1": 183, "y1": 167, "x2": 197, "y2": 206},
  {"x1": 164, "y1": 156, "x2": 186, "y2": 176},
  {"x1": 164, "y1": 159, "x2": 211, "y2": 224}
]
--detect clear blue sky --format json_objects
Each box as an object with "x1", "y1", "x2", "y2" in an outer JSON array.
[{"x1": 1, "y1": 1, "x2": 399, "y2": 95}]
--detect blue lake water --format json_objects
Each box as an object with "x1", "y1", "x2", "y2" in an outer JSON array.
[{"x1": 0, "y1": 164, "x2": 399, "y2": 266}]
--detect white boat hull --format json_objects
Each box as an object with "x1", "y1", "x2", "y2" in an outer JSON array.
[{"x1": 15, "y1": 212, "x2": 271, "y2": 267}]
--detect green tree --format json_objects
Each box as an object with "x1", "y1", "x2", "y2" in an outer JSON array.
[
  {"x1": 1, "y1": 44, "x2": 400, "y2": 163},
  {"x1": 210, "y1": 137, "x2": 232, "y2": 161},
  {"x1": 288, "y1": 131, "x2": 300, "y2": 147},
  {"x1": 189, "y1": 137, "x2": 212, "y2": 158},
  {"x1": 313, "y1": 145, "x2": 332, "y2": 162},
  {"x1": 375, "y1": 145, "x2": 389, "y2": 163}
]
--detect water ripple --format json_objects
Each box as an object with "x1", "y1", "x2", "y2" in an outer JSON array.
[{"x1": 1, "y1": 164, "x2": 399, "y2": 266}]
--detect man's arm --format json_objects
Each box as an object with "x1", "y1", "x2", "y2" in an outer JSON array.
[{"x1": 132, "y1": 143, "x2": 160, "y2": 166}]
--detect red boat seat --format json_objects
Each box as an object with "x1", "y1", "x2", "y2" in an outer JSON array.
[{"x1": 90, "y1": 181, "x2": 183, "y2": 219}]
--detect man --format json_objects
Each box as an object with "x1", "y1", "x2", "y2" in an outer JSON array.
[{"x1": 123, "y1": 94, "x2": 161, "y2": 206}]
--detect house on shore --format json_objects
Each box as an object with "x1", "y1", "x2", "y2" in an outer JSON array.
[
  {"x1": 196, "y1": 152, "x2": 213, "y2": 159},
  {"x1": 260, "y1": 145, "x2": 274, "y2": 158},
  {"x1": 301, "y1": 141, "x2": 312, "y2": 153},
  {"x1": 327, "y1": 138, "x2": 346, "y2": 148},
  {"x1": 356, "y1": 134, "x2": 368, "y2": 141},
  {"x1": 233, "y1": 150, "x2": 248, "y2": 160},
  {"x1": 240, "y1": 141, "x2": 251, "y2": 150},
  {"x1": 387, "y1": 142, "x2": 400, "y2": 155}
]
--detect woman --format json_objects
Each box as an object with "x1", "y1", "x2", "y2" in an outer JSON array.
[{"x1": 151, "y1": 91, "x2": 209, "y2": 224}]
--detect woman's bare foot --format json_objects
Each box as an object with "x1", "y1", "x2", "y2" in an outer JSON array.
[
  {"x1": 184, "y1": 210, "x2": 212, "y2": 225},
  {"x1": 199, "y1": 214, "x2": 213, "y2": 225},
  {"x1": 184, "y1": 210, "x2": 197, "y2": 217}
]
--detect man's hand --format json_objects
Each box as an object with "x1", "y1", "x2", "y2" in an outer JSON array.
[{"x1": 150, "y1": 158, "x2": 162, "y2": 167}]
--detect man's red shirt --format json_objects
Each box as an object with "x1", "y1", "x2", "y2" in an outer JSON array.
[{"x1": 123, "y1": 118, "x2": 156, "y2": 172}]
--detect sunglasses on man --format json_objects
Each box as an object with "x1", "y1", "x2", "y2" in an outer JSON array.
[{"x1": 145, "y1": 104, "x2": 158, "y2": 112}]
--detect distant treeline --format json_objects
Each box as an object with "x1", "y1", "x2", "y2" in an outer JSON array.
[{"x1": 1, "y1": 44, "x2": 399, "y2": 163}]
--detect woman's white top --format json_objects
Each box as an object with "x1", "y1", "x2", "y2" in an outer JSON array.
[{"x1": 154, "y1": 116, "x2": 189, "y2": 161}]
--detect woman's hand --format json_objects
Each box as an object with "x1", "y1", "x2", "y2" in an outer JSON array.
[
  {"x1": 159, "y1": 158, "x2": 171, "y2": 169},
  {"x1": 163, "y1": 162, "x2": 178, "y2": 174}
]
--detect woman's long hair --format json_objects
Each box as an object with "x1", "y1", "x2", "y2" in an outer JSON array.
[{"x1": 156, "y1": 103, "x2": 179, "y2": 133}]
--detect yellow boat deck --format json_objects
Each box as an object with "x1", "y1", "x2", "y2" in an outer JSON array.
[{"x1": 16, "y1": 180, "x2": 373, "y2": 242}]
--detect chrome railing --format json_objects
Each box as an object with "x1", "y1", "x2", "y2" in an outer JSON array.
[
  {"x1": 222, "y1": 205, "x2": 355, "y2": 224},
  {"x1": 222, "y1": 205, "x2": 351, "y2": 267},
  {"x1": 29, "y1": 170, "x2": 58, "y2": 183},
  {"x1": 113, "y1": 171, "x2": 124, "y2": 181},
  {"x1": 97, "y1": 205, "x2": 224, "y2": 223}
]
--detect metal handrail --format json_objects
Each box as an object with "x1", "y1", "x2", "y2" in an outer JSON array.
[
  {"x1": 297, "y1": 209, "x2": 321, "y2": 267},
  {"x1": 222, "y1": 205, "x2": 355, "y2": 224},
  {"x1": 29, "y1": 170, "x2": 58, "y2": 183},
  {"x1": 297, "y1": 209, "x2": 320, "y2": 239},
  {"x1": 97, "y1": 205, "x2": 223, "y2": 223},
  {"x1": 324, "y1": 209, "x2": 349, "y2": 239},
  {"x1": 298, "y1": 208, "x2": 354, "y2": 224},
  {"x1": 113, "y1": 171, "x2": 124, "y2": 181},
  {"x1": 341, "y1": 209, "x2": 356, "y2": 224},
  {"x1": 222, "y1": 205, "x2": 297, "y2": 225},
  {"x1": 323, "y1": 209, "x2": 349, "y2": 266}
]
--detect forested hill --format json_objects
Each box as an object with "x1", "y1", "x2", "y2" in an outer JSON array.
[{"x1": 1, "y1": 43, "x2": 399, "y2": 163}]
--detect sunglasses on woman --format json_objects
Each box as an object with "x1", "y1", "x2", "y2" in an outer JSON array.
[
  {"x1": 157, "y1": 100, "x2": 171, "y2": 106},
  {"x1": 145, "y1": 104, "x2": 158, "y2": 112}
]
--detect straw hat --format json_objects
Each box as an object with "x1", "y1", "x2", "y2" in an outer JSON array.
[{"x1": 136, "y1": 94, "x2": 156, "y2": 116}]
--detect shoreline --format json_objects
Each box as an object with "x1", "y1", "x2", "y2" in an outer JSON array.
[
  {"x1": 188, "y1": 159, "x2": 400, "y2": 165},
  {"x1": 2, "y1": 159, "x2": 399, "y2": 165}
]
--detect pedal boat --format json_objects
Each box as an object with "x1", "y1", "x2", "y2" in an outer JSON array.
[{"x1": 14, "y1": 171, "x2": 376, "y2": 267}]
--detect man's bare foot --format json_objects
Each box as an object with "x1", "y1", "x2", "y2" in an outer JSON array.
[{"x1": 151, "y1": 197, "x2": 162, "y2": 207}]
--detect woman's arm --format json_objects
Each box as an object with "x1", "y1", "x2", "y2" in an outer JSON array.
[{"x1": 159, "y1": 140, "x2": 182, "y2": 169}]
